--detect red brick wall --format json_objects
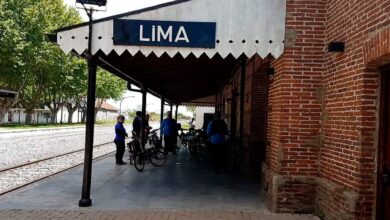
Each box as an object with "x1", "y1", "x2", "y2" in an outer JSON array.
[
  {"x1": 319, "y1": 0, "x2": 390, "y2": 219},
  {"x1": 265, "y1": 0, "x2": 326, "y2": 213},
  {"x1": 217, "y1": 1, "x2": 388, "y2": 218},
  {"x1": 216, "y1": 56, "x2": 270, "y2": 176},
  {"x1": 264, "y1": 0, "x2": 390, "y2": 219}
]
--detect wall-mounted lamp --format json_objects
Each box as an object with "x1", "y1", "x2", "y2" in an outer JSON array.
[
  {"x1": 328, "y1": 42, "x2": 345, "y2": 52},
  {"x1": 266, "y1": 68, "x2": 275, "y2": 76}
]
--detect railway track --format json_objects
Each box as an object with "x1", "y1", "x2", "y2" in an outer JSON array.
[
  {"x1": 0, "y1": 142, "x2": 116, "y2": 196},
  {"x1": 0, "y1": 128, "x2": 112, "y2": 142}
]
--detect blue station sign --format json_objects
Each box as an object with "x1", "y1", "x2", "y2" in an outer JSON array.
[{"x1": 113, "y1": 19, "x2": 216, "y2": 48}]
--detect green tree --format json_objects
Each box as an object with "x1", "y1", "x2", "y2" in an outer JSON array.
[
  {"x1": 0, "y1": 0, "x2": 29, "y2": 121},
  {"x1": 0, "y1": 0, "x2": 81, "y2": 124},
  {"x1": 44, "y1": 52, "x2": 87, "y2": 123},
  {"x1": 63, "y1": 59, "x2": 87, "y2": 123},
  {"x1": 186, "y1": 106, "x2": 196, "y2": 117},
  {"x1": 92, "y1": 68, "x2": 126, "y2": 119},
  {"x1": 177, "y1": 112, "x2": 191, "y2": 121}
]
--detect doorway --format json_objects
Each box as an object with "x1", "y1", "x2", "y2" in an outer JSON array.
[{"x1": 378, "y1": 65, "x2": 390, "y2": 220}]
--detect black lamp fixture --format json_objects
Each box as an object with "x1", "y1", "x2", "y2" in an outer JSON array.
[
  {"x1": 328, "y1": 42, "x2": 345, "y2": 52},
  {"x1": 266, "y1": 67, "x2": 275, "y2": 76},
  {"x1": 76, "y1": 0, "x2": 107, "y2": 6}
]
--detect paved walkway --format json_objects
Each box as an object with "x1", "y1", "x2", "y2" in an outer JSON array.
[
  {"x1": 0, "y1": 147, "x2": 319, "y2": 219},
  {"x1": 0, "y1": 209, "x2": 318, "y2": 220}
]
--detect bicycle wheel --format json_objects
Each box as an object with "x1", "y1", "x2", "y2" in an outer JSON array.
[
  {"x1": 134, "y1": 153, "x2": 145, "y2": 172},
  {"x1": 128, "y1": 143, "x2": 135, "y2": 165},
  {"x1": 129, "y1": 151, "x2": 134, "y2": 165},
  {"x1": 150, "y1": 149, "x2": 167, "y2": 166}
]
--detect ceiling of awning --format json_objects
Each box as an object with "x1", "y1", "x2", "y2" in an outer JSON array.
[
  {"x1": 95, "y1": 51, "x2": 238, "y2": 104},
  {"x1": 181, "y1": 95, "x2": 217, "y2": 107}
]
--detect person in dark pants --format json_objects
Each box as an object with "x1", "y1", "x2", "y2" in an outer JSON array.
[
  {"x1": 132, "y1": 111, "x2": 142, "y2": 138},
  {"x1": 207, "y1": 111, "x2": 228, "y2": 173},
  {"x1": 161, "y1": 111, "x2": 178, "y2": 155},
  {"x1": 144, "y1": 114, "x2": 152, "y2": 144},
  {"x1": 114, "y1": 115, "x2": 128, "y2": 165}
]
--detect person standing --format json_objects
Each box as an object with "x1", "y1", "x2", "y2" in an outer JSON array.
[
  {"x1": 161, "y1": 111, "x2": 178, "y2": 155},
  {"x1": 132, "y1": 111, "x2": 142, "y2": 138},
  {"x1": 189, "y1": 118, "x2": 195, "y2": 129},
  {"x1": 114, "y1": 115, "x2": 128, "y2": 165},
  {"x1": 143, "y1": 114, "x2": 151, "y2": 145},
  {"x1": 207, "y1": 112, "x2": 228, "y2": 173},
  {"x1": 144, "y1": 114, "x2": 151, "y2": 129}
]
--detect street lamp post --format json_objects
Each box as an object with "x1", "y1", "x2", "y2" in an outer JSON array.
[
  {"x1": 76, "y1": 0, "x2": 107, "y2": 208},
  {"x1": 119, "y1": 96, "x2": 135, "y2": 115}
]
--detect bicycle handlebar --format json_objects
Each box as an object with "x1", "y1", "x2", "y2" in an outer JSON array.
[{"x1": 150, "y1": 128, "x2": 160, "y2": 133}]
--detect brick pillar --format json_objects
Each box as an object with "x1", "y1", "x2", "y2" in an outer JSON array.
[{"x1": 264, "y1": 0, "x2": 326, "y2": 213}]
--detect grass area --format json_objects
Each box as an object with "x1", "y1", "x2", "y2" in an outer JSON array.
[
  {"x1": 181, "y1": 123, "x2": 191, "y2": 130},
  {"x1": 0, "y1": 118, "x2": 177, "y2": 130},
  {"x1": 0, "y1": 120, "x2": 117, "y2": 129},
  {"x1": 95, "y1": 120, "x2": 117, "y2": 126},
  {"x1": 0, "y1": 123, "x2": 85, "y2": 129}
]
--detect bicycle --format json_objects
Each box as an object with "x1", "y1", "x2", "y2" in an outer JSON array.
[
  {"x1": 148, "y1": 128, "x2": 164, "y2": 151},
  {"x1": 133, "y1": 130, "x2": 167, "y2": 172},
  {"x1": 187, "y1": 129, "x2": 207, "y2": 159},
  {"x1": 127, "y1": 135, "x2": 141, "y2": 165}
]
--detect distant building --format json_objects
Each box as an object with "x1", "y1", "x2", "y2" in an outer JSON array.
[
  {"x1": 1, "y1": 100, "x2": 118, "y2": 125},
  {"x1": 195, "y1": 107, "x2": 215, "y2": 130},
  {"x1": 95, "y1": 101, "x2": 118, "y2": 122},
  {"x1": 0, "y1": 89, "x2": 17, "y2": 98}
]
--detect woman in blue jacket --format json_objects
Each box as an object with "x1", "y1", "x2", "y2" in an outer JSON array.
[{"x1": 114, "y1": 115, "x2": 128, "y2": 165}]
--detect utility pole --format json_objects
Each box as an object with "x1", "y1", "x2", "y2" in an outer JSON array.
[{"x1": 76, "y1": 0, "x2": 107, "y2": 208}]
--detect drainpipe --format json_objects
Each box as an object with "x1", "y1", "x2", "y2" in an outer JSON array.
[
  {"x1": 175, "y1": 105, "x2": 179, "y2": 121},
  {"x1": 160, "y1": 96, "x2": 165, "y2": 139},
  {"x1": 240, "y1": 57, "x2": 246, "y2": 145},
  {"x1": 140, "y1": 84, "x2": 147, "y2": 149}
]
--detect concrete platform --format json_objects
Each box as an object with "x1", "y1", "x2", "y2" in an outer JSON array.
[{"x1": 0, "y1": 148, "x2": 319, "y2": 219}]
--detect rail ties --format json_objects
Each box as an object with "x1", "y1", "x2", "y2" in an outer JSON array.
[{"x1": 0, "y1": 142, "x2": 116, "y2": 196}]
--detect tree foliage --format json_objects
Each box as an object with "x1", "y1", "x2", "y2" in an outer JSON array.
[
  {"x1": 0, "y1": 0, "x2": 83, "y2": 124},
  {"x1": 95, "y1": 69, "x2": 126, "y2": 114},
  {"x1": 186, "y1": 106, "x2": 196, "y2": 116},
  {"x1": 0, "y1": 0, "x2": 127, "y2": 124}
]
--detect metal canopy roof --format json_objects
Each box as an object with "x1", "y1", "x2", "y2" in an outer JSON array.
[
  {"x1": 54, "y1": 0, "x2": 286, "y2": 104},
  {"x1": 56, "y1": 0, "x2": 286, "y2": 59},
  {"x1": 96, "y1": 51, "x2": 238, "y2": 104}
]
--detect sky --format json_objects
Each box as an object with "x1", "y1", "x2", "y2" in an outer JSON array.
[
  {"x1": 64, "y1": 0, "x2": 172, "y2": 21},
  {"x1": 63, "y1": 0, "x2": 192, "y2": 116}
]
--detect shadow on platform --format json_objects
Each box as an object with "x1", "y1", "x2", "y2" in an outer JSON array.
[{"x1": 0, "y1": 147, "x2": 264, "y2": 211}]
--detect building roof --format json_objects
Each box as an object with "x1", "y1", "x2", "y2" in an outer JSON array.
[
  {"x1": 0, "y1": 89, "x2": 17, "y2": 98},
  {"x1": 54, "y1": 0, "x2": 286, "y2": 59},
  {"x1": 99, "y1": 101, "x2": 118, "y2": 112},
  {"x1": 53, "y1": 0, "x2": 285, "y2": 104}
]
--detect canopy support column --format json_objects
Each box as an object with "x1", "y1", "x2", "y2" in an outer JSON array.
[
  {"x1": 160, "y1": 96, "x2": 165, "y2": 139},
  {"x1": 140, "y1": 84, "x2": 147, "y2": 149},
  {"x1": 175, "y1": 105, "x2": 179, "y2": 121},
  {"x1": 239, "y1": 57, "x2": 246, "y2": 145},
  {"x1": 79, "y1": 8, "x2": 95, "y2": 208},
  {"x1": 230, "y1": 91, "x2": 237, "y2": 140}
]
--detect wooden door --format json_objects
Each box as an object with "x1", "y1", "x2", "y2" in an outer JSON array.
[{"x1": 378, "y1": 66, "x2": 390, "y2": 220}]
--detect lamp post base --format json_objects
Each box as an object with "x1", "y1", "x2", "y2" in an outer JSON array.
[{"x1": 79, "y1": 198, "x2": 92, "y2": 207}]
